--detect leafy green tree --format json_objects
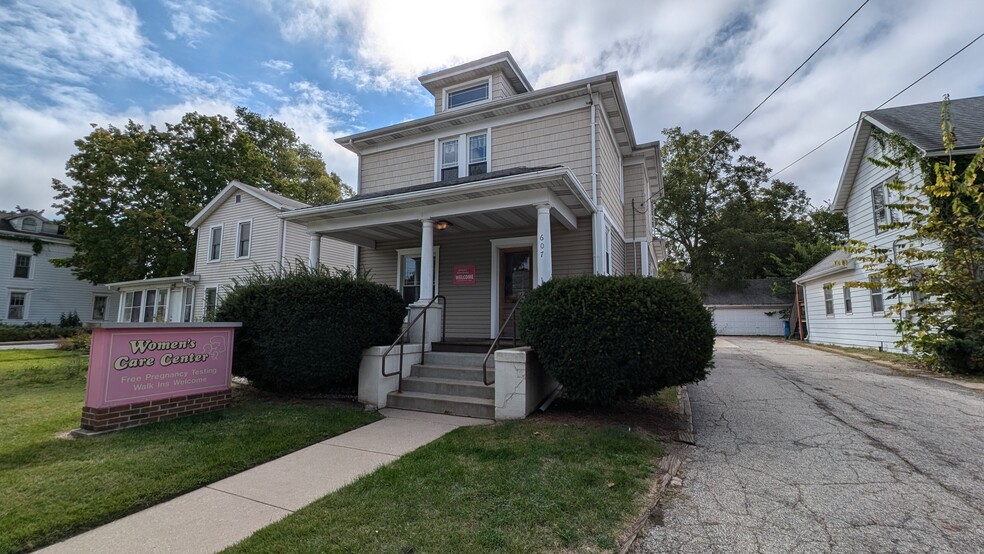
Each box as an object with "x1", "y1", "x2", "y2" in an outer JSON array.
[
  {"x1": 845, "y1": 98, "x2": 984, "y2": 373},
  {"x1": 52, "y1": 108, "x2": 350, "y2": 284}
]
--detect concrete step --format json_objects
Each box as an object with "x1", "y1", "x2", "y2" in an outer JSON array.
[
  {"x1": 411, "y1": 363, "x2": 490, "y2": 382},
  {"x1": 423, "y1": 351, "x2": 493, "y2": 368},
  {"x1": 386, "y1": 390, "x2": 494, "y2": 419},
  {"x1": 400, "y1": 376, "x2": 495, "y2": 400}
]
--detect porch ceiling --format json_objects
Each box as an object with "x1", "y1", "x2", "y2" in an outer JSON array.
[{"x1": 282, "y1": 167, "x2": 594, "y2": 248}]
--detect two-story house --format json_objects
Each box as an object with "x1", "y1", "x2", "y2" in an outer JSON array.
[
  {"x1": 283, "y1": 52, "x2": 664, "y2": 342},
  {"x1": 106, "y1": 181, "x2": 355, "y2": 322},
  {"x1": 794, "y1": 95, "x2": 984, "y2": 352},
  {"x1": 1, "y1": 208, "x2": 118, "y2": 325}
]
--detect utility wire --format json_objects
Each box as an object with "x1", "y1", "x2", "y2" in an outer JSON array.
[
  {"x1": 643, "y1": 0, "x2": 869, "y2": 205},
  {"x1": 769, "y1": 29, "x2": 984, "y2": 179}
]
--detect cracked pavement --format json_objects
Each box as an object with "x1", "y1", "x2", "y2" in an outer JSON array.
[{"x1": 636, "y1": 338, "x2": 984, "y2": 553}]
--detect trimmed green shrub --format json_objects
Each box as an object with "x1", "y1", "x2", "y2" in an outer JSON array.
[
  {"x1": 933, "y1": 327, "x2": 984, "y2": 375},
  {"x1": 216, "y1": 264, "x2": 407, "y2": 393},
  {"x1": 0, "y1": 323, "x2": 80, "y2": 342},
  {"x1": 519, "y1": 275, "x2": 715, "y2": 405}
]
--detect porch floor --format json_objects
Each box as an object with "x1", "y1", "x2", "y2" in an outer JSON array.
[{"x1": 432, "y1": 338, "x2": 526, "y2": 354}]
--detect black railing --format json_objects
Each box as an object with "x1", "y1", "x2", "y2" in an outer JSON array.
[
  {"x1": 482, "y1": 293, "x2": 525, "y2": 386},
  {"x1": 381, "y1": 295, "x2": 445, "y2": 393}
]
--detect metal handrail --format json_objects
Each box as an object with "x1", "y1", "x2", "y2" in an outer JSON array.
[
  {"x1": 381, "y1": 295, "x2": 445, "y2": 392},
  {"x1": 482, "y1": 292, "x2": 526, "y2": 386}
]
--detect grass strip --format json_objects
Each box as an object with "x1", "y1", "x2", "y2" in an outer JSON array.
[
  {"x1": 226, "y1": 419, "x2": 663, "y2": 553},
  {"x1": 0, "y1": 350, "x2": 379, "y2": 553}
]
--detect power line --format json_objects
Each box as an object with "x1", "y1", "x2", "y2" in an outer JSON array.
[{"x1": 769, "y1": 29, "x2": 984, "y2": 180}]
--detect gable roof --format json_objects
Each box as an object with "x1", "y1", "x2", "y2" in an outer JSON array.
[
  {"x1": 703, "y1": 279, "x2": 793, "y2": 307},
  {"x1": 793, "y1": 249, "x2": 855, "y2": 284},
  {"x1": 832, "y1": 95, "x2": 984, "y2": 211},
  {"x1": 187, "y1": 180, "x2": 309, "y2": 229},
  {"x1": 0, "y1": 209, "x2": 68, "y2": 243},
  {"x1": 418, "y1": 51, "x2": 532, "y2": 96}
]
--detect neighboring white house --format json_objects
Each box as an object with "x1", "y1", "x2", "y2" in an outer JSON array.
[
  {"x1": 1, "y1": 208, "x2": 118, "y2": 325},
  {"x1": 106, "y1": 181, "x2": 356, "y2": 322},
  {"x1": 795, "y1": 95, "x2": 984, "y2": 352},
  {"x1": 705, "y1": 279, "x2": 792, "y2": 336}
]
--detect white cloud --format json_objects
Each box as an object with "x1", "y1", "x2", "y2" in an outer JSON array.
[
  {"x1": 262, "y1": 59, "x2": 294, "y2": 73},
  {"x1": 162, "y1": 0, "x2": 226, "y2": 46}
]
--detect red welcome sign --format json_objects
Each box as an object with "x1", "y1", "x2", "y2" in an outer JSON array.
[{"x1": 453, "y1": 265, "x2": 477, "y2": 285}]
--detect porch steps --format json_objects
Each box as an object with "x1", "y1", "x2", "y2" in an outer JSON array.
[{"x1": 385, "y1": 351, "x2": 497, "y2": 419}]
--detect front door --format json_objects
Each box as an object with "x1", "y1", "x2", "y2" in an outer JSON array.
[{"x1": 499, "y1": 247, "x2": 532, "y2": 338}]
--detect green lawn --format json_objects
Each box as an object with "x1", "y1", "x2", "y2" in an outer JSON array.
[
  {"x1": 225, "y1": 419, "x2": 664, "y2": 553},
  {"x1": 0, "y1": 349, "x2": 380, "y2": 554}
]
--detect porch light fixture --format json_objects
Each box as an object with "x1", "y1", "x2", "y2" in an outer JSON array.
[{"x1": 434, "y1": 220, "x2": 452, "y2": 230}]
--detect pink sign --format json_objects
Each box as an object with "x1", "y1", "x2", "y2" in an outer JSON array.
[
  {"x1": 453, "y1": 265, "x2": 477, "y2": 285},
  {"x1": 85, "y1": 324, "x2": 240, "y2": 409}
]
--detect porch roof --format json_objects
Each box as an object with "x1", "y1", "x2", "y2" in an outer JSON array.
[
  {"x1": 106, "y1": 274, "x2": 200, "y2": 290},
  {"x1": 281, "y1": 166, "x2": 595, "y2": 248}
]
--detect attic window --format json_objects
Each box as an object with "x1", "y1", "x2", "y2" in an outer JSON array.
[
  {"x1": 447, "y1": 82, "x2": 489, "y2": 109},
  {"x1": 21, "y1": 218, "x2": 37, "y2": 232},
  {"x1": 235, "y1": 194, "x2": 242, "y2": 203}
]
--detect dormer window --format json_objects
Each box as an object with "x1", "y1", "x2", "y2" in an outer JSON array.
[
  {"x1": 446, "y1": 82, "x2": 489, "y2": 109},
  {"x1": 21, "y1": 218, "x2": 37, "y2": 232}
]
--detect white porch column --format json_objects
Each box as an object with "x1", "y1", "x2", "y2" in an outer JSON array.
[
  {"x1": 536, "y1": 204, "x2": 553, "y2": 285},
  {"x1": 419, "y1": 219, "x2": 435, "y2": 302},
  {"x1": 307, "y1": 233, "x2": 321, "y2": 270}
]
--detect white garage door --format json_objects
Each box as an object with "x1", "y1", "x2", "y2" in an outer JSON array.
[{"x1": 711, "y1": 307, "x2": 785, "y2": 336}]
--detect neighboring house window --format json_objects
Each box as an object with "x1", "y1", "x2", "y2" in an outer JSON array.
[
  {"x1": 910, "y1": 266, "x2": 925, "y2": 306},
  {"x1": 21, "y1": 218, "x2": 37, "y2": 232},
  {"x1": 396, "y1": 247, "x2": 439, "y2": 305},
  {"x1": 869, "y1": 276, "x2": 885, "y2": 313},
  {"x1": 447, "y1": 82, "x2": 489, "y2": 109},
  {"x1": 204, "y1": 287, "x2": 218, "y2": 320},
  {"x1": 871, "y1": 182, "x2": 893, "y2": 234},
  {"x1": 182, "y1": 288, "x2": 194, "y2": 322},
  {"x1": 92, "y1": 295, "x2": 108, "y2": 321},
  {"x1": 236, "y1": 220, "x2": 252, "y2": 259},
  {"x1": 208, "y1": 225, "x2": 222, "y2": 262},
  {"x1": 7, "y1": 292, "x2": 26, "y2": 319},
  {"x1": 843, "y1": 285, "x2": 853, "y2": 315},
  {"x1": 122, "y1": 289, "x2": 168, "y2": 322},
  {"x1": 823, "y1": 284, "x2": 835, "y2": 316},
  {"x1": 441, "y1": 139, "x2": 459, "y2": 181},
  {"x1": 468, "y1": 133, "x2": 487, "y2": 175},
  {"x1": 13, "y1": 254, "x2": 31, "y2": 278}
]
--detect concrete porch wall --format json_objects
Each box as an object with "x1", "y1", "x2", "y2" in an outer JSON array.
[
  {"x1": 359, "y1": 217, "x2": 592, "y2": 339},
  {"x1": 493, "y1": 346, "x2": 560, "y2": 420},
  {"x1": 357, "y1": 342, "x2": 426, "y2": 410}
]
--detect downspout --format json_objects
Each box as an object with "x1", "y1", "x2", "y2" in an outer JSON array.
[{"x1": 587, "y1": 83, "x2": 601, "y2": 274}]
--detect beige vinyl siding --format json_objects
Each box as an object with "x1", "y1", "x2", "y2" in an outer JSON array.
[
  {"x1": 609, "y1": 230, "x2": 625, "y2": 275},
  {"x1": 281, "y1": 221, "x2": 355, "y2": 271},
  {"x1": 490, "y1": 71, "x2": 515, "y2": 100},
  {"x1": 491, "y1": 108, "x2": 593, "y2": 193},
  {"x1": 434, "y1": 94, "x2": 443, "y2": 114},
  {"x1": 597, "y1": 112, "x2": 624, "y2": 236},
  {"x1": 359, "y1": 141, "x2": 435, "y2": 196},
  {"x1": 624, "y1": 242, "x2": 643, "y2": 275},
  {"x1": 622, "y1": 163, "x2": 649, "y2": 241},
  {"x1": 358, "y1": 216, "x2": 593, "y2": 338}
]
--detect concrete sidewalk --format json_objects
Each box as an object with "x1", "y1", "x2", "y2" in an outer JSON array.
[{"x1": 39, "y1": 408, "x2": 490, "y2": 554}]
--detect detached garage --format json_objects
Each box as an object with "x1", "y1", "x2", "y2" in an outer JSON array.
[{"x1": 704, "y1": 280, "x2": 793, "y2": 336}]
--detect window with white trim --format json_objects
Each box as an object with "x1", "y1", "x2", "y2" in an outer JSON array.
[
  {"x1": 440, "y1": 139, "x2": 459, "y2": 181},
  {"x1": 208, "y1": 225, "x2": 222, "y2": 262},
  {"x1": 447, "y1": 82, "x2": 489, "y2": 109},
  {"x1": 236, "y1": 220, "x2": 252, "y2": 259},
  {"x1": 823, "y1": 284, "x2": 834, "y2": 316},
  {"x1": 92, "y1": 295, "x2": 108, "y2": 321},
  {"x1": 843, "y1": 285, "x2": 853, "y2": 315},
  {"x1": 121, "y1": 288, "x2": 168, "y2": 322},
  {"x1": 7, "y1": 292, "x2": 26, "y2": 319},
  {"x1": 871, "y1": 182, "x2": 894, "y2": 234},
  {"x1": 869, "y1": 276, "x2": 885, "y2": 313},
  {"x1": 21, "y1": 218, "x2": 37, "y2": 232},
  {"x1": 468, "y1": 133, "x2": 487, "y2": 175},
  {"x1": 204, "y1": 287, "x2": 218, "y2": 321},
  {"x1": 182, "y1": 287, "x2": 194, "y2": 322},
  {"x1": 13, "y1": 254, "x2": 31, "y2": 278},
  {"x1": 396, "y1": 247, "x2": 439, "y2": 305}
]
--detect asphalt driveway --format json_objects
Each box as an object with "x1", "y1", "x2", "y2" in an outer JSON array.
[{"x1": 637, "y1": 338, "x2": 984, "y2": 553}]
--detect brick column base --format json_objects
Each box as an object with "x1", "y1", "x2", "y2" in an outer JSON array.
[{"x1": 78, "y1": 389, "x2": 233, "y2": 434}]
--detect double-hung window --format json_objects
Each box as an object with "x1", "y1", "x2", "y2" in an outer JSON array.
[
  {"x1": 122, "y1": 289, "x2": 168, "y2": 322},
  {"x1": 440, "y1": 139, "x2": 459, "y2": 181},
  {"x1": 92, "y1": 295, "x2": 108, "y2": 321},
  {"x1": 396, "y1": 248, "x2": 439, "y2": 305},
  {"x1": 13, "y1": 254, "x2": 31, "y2": 278},
  {"x1": 468, "y1": 134, "x2": 487, "y2": 175},
  {"x1": 7, "y1": 292, "x2": 26, "y2": 319},
  {"x1": 208, "y1": 225, "x2": 222, "y2": 262},
  {"x1": 869, "y1": 276, "x2": 885, "y2": 313},
  {"x1": 446, "y1": 82, "x2": 489, "y2": 109},
  {"x1": 236, "y1": 220, "x2": 252, "y2": 259},
  {"x1": 843, "y1": 285, "x2": 853, "y2": 315},
  {"x1": 182, "y1": 288, "x2": 195, "y2": 322},
  {"x1": 823, "y1": 284, "x2": 835, "y2": 316},
  {"x1": 871, "y1": 182, "x2": 893, "y2": 234}
]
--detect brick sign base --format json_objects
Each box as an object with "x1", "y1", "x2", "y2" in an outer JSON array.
[{"x1": 79, "y1": 390, "x2": 233, "y2": 434}]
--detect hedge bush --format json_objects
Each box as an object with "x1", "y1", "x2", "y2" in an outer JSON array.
[
  {"x1": 0, "y1": 323, "x2": 81, "y2": 342},
  {"x1": 216, "y1": 264, "x2": 407, "y2": 393},
  {"x1": 519, "y1": 275, "x2": 715, "y2": 405},
  {"x1": 933, "y1": 327, "x2": 984, "y2": 376}
]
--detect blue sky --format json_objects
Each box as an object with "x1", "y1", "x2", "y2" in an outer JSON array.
[{"x1": 2, "y1": 0, "x2": 983, "y2": 215}]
